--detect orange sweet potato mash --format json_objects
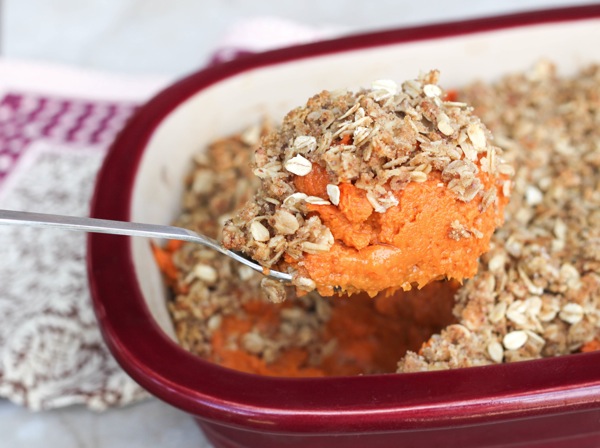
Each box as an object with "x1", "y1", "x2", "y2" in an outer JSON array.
[
  {"x1": 209, "y1": 280, "x2": 458, "y2": 376},
  {"x1": 293, "y1": 165, "x2": 507, "y2": 296}
]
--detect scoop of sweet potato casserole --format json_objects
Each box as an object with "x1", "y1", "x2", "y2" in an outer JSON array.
[{"x1": 223, "y1": 70, "x2": 511, "y2": 298}]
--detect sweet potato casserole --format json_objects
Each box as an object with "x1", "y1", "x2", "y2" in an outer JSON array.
[{"x1": 155, "y1": 62, "x2": 600, "y2": 376}]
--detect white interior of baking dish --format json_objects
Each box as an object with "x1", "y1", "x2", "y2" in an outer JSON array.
[{"x1": 130, "y1": 18, "x2": 600, "y2": 340}]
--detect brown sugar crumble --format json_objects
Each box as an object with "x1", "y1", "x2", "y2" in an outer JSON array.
[{"x1": 163, "y1": 62, "x2": 600, "y2": 377}]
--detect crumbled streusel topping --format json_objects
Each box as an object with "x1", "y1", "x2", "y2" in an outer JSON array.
[
  {"x1": 223, "y1": 70, "x2": 508, "y2": 295},
  {"x1": 398, "y1": 62, "x2": 600, "y2": 372},
  {"x1": 167, "y1": 130, "x2": 332, "y2": 364}
]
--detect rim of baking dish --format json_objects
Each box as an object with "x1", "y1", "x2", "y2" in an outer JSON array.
[{"x1": 88, "y1": 5, "x2": 600, "y2": 434}]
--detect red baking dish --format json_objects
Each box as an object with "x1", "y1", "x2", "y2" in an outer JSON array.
[{"x1": 88, "y1": 5, "x2": 600, "y2": 448}]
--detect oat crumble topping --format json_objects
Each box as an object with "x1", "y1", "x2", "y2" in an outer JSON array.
[
  {"x1": 166, "y1": 131, "x2": 333, "y2": 365},
  {"x1": 223, "y1": 71, "x2": 508, "y2": 295},
  {"x1": 398, "y1": 61, "x2": 600, "y2": 371}
]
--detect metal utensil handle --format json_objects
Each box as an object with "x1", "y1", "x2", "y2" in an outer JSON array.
[
  {"x1": 0, "y1": 209, "x2": 292, "y2": 282},
  {"x1": 0, "y1": 208, "x2": 205, "y2": 241}
]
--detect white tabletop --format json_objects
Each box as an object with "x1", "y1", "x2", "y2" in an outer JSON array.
[{"x1": 0, "y1": 0, "x2": 596, "y2": 447}]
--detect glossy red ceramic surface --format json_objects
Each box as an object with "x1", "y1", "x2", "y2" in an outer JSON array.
[{"x1": 89, "y1": 5, "x2": 600, "y2": 447}]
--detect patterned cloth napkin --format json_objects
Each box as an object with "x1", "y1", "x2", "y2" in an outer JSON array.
[
  {"x1": 0, "y1": 18, "x2": 336, "y2": 411},
  {"x1": 0, "y1": 60, "x2": 170, "y2": 410}
]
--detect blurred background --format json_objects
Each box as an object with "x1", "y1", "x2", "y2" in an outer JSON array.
[
  {"x1": 5, "y1": 0, "x2": 598, "y2": 76},
  {"x1": 1, "y1": 1, "x2": 598, "y2": 447}
]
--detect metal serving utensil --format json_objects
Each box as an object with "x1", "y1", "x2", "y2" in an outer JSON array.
[{"x1": 0, "y1": 209, "x2": 292, "y2": 282}]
